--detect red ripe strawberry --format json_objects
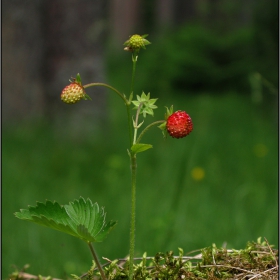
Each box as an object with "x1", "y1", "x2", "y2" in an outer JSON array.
[
  {"x1": 166, "y1": 110, "x2": 193, "y2": 139},
  {"x1": 61, "y1": 82, "x2": 85, "y2": 104}
]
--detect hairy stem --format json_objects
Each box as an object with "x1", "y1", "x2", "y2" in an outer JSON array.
[
  {"x1": 126, "y1": 104, "x2": 133, "y2": 148},
  {"x1": 128, "y1": 51, "x2": 139, "y2": 280},
  {"x1": 88, "y1": 242, "x2": 107, "y2": 280},
  {"x1": 129, "y1": 153, "x2": 137, "y2": 280}
]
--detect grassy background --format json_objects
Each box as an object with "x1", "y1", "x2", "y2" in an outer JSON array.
[{"x1": 3, "y1": 80, "x2": 278, "y2": 279}]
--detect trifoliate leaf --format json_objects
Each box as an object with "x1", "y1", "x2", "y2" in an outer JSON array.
[{"x1": 15, "y1": 197, "x2": 117, "y2": 243}]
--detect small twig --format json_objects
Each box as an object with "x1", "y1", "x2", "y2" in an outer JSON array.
[
  {"x1": 184, "y1": 249, "x2": 203, "y2": 256},
  {"x1": 248, "y1": 266, "x2": 278, "y2": 280},
  {"x1": 201, "y1": 264, "x2": 257, "y2": 275},
  {"x1": 13, "y1": 272, "x2": 62, "y2": 280},
  {"x1": 101, "y1": 254, "x2": 202, "y2": 268},
  {"x1": 264, "y1": 237, "x2": 278, "y2": 268}
]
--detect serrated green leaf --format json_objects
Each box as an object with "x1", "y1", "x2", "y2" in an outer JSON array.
[
  {"x1": 15, "y1": 197, "x2": 117, "y2": 243},
  {"x1": 131, "y1": 143, "x2": 153, "y2": 154},
  {"x1": 15, "y1": 201, "x2": 76, "y2": 236}
]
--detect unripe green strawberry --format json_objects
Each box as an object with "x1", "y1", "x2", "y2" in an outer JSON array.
[
  {"x1": 124, "y1": 34, "x2": 151, "y2": 52},
  {"x1": 61, "y1": 82, "x2": 86, "y2": 104},
  {"x1": 166, "y1": 110, "x2": 193, "y2": 139}
]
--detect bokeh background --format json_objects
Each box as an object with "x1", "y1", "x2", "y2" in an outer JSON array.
[{"x1": 2, "y1": 0, "x2": 278, "y2": 279}]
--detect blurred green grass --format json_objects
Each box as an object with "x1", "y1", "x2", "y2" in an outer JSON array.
[{"x1": 3, "y1": 91, "x2": 278, "y2": 279}]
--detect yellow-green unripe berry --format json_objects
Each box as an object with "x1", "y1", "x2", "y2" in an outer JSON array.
[{"x1": 61, "y1": 82, "x2": 86, "y2": 104}]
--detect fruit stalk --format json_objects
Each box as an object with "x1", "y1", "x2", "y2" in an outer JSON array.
[
  {"x1": 83, "y1": 83, "x2": 126, "y2": 103},
  {"x1": 136, "y1": 120, "x2": 165, "y2": 143}
]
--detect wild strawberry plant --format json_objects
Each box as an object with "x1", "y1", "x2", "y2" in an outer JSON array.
[{"x1": 15, "y1": 34, "x2": 193, "y2": 280}]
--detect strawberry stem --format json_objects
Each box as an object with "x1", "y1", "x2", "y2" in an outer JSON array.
[
  {"x1": 87, "y1": 242, "x2": 107, "y2": 280},
  {"x1": 133, "y1": 103, "x2": 143, "y2": 144},
  {"x1": 83, "y1": 83, "x2": 127, "y2": 104},
  {"x1": 129, "y1": 53, "x2": 138, "y2": 99},
  {"x1": 128, "y1": 51, "x2": 139, "y2": 280},
  {"x1": 136, "y1": 120, "x2": 165, "y2": 144},
  {"x1": 129, "y1": 153, "x2": 137, "y2": 280}
]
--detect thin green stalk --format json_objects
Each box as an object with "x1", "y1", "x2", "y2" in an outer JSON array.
[
  {"x1": 136, "y1": 120, "x2": 165, "y2": 144},
  {"x1": 87, "y1": 242, "x2": 107, "y2": 280},
  {"x1": 133, "y1": 103, "x2": 143, "y2": 144},
  {"x1": 84, "y1": 82, "x2": 127, "y2": 104},
  {"x1": 128, "y1": 51, "x2": 139, "y2": 280},
  {"x1": 129, "y1": 53, "x2": 138, "y2": 99},
  {"x1": 126, "y1": 104, "x2": 133, "y2": 148},
  {"x1": 129, "y1": 153, "x2": 137, "y2": 280}
]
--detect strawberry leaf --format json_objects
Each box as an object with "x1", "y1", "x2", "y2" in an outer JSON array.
[
  {"x1": 14, "y1": 197, "x2": 117, "y2": 243},
  {"x1": 131, "y1": 143, "x2": 153, "y2": 154}
]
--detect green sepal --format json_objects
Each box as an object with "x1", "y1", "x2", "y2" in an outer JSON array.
[
  {"x1": 158, "y1": 121, "x2": 167, "y2": 138},
  {"x1": 140, "y1": 34, "x2": 151, "y2": 49},
  {"x1": 132, "y1": 92, "x2": 158, "y2": 118},
  {"x1": 75, "y1": 73, "x2": 82, "y2": 84},
  {"x1": 83, "y1": 93, "x2": 92, "y2": 101},
  {"x1": 131, "y1": 143, "x2": 153, "y2": 154},
  {"x1": 165, "y1": 105, "x2": 174, "y2": 120},
  {"x1": 14, "y1": 197, "x2": 117, "y2": 243}
]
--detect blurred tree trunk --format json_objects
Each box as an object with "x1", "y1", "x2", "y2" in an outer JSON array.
[
  {"x1": 173, "y1": 0, "x2": 197, "y2": 24},
  {"x1": 155, "y1": 0, "x2": 174, "y2": 28},
  {"x1": 2, "y1": 0, "x2": 108, "y2": 137},
  {"x1": 109, "y1": 0, "x2": 140, "y2": 47},
  {"x1": 2, "y1": 0, "x2": 46, "y2": 125}
]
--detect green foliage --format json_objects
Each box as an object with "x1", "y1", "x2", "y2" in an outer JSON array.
[
  {"x1": 3, "y1": 93, "x2": 278, "y2": 278},
  {"x1": 131, "y1": 143, "x2": 153, "y2": 154},
  {"x1": 15, "y1": 197, "x2": 117, "y2": 243},
  {"x1": 251, "y1": 0, "x2": 278, "y2": 87},
  {"x1": 139, "y1": 24, "x2": 256, "y2": 95}
]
